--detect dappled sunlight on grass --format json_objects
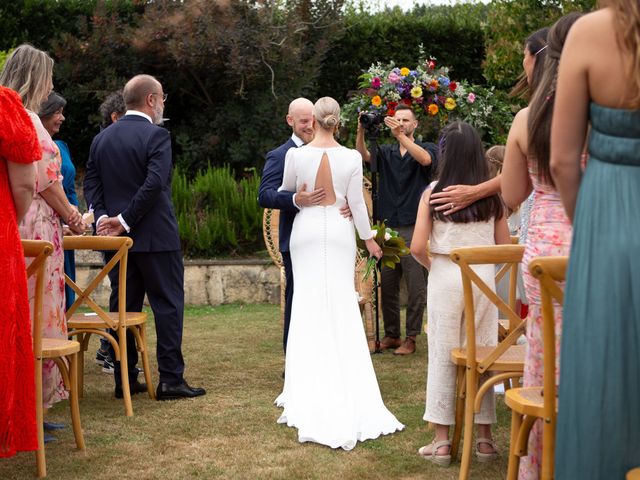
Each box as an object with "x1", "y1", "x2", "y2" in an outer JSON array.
[{"x1": 1, "y1": 304, "x2": 511, "y2": 479}]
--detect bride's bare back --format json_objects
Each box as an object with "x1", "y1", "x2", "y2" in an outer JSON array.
[{"x1": 314, "y1": 152, "x2": 337, "y2": 206}]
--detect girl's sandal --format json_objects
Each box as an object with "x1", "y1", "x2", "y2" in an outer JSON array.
[
  {"x1": 418, "y1": 439, "x2": 452, "y2": 467},
  {"x1": 475, "y1": 437, "x2": 499, "y2": 462}
]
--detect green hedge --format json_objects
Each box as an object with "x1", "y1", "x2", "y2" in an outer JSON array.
[{"x1": 172, "y1": 165, "x2": 263, "y2": 258}]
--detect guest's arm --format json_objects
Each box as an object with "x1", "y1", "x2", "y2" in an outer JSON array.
[
  {"x1": 384, "y1": 116, "x2": 432, "y2": 166},
  {"x1": 550, "y1": 21, "x2": 589, "y2": 222},
  {"x1": 430, "y1": 176, "x2": 501, "y2": 215},
  {"x1": 39, "y1": 182, "x2": 83, "y2": 233},
  {"x1": 501, "y1": 108, "x2": 533, "y2": 210},
  {"x1": 410, "y1": 189, "x2": 433, "y2": 270},
  {"x1": 355, "y1": 120, "x2": 371, "y2": 164},
  {"x1": 7, "y1": 162, "x2": 35, "y2": 222}
]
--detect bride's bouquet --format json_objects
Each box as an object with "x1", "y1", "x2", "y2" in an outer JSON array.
[{"x1": 357, "y1": 220, "x2": 410, "y2": 279}]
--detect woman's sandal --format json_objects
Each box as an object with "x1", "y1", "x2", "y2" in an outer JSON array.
[
  {"x1": 475, "y1": 437, "x2": 499, "y2": 462},
  {"x1": 418, "y1": 439, "x2": 452, "y2": 467}
]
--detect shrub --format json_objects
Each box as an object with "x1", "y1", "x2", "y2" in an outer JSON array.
[{"x1": 172, "y1": 165, "x2": 263, "y2": 258}]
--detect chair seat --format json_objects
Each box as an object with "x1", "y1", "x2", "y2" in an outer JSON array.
[
  {"x1": 627, "y1": 468, "x2": 640, "y2": 480},
  {"x1": 68, "y1": 311, "x2": 147, "y2": 329},
  {"x1": 504, "y1": 386, "x2": 557, "y2": 418},
  {"x1": 451, "y1": 344, "x2": 526, "y2": 371},
  {"x1": 41, "y1": 338, "x2": 81, "y2": 358}
]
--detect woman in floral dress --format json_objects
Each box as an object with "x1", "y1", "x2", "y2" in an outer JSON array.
[
  {"x1": 0, "y1": 44, "x2": 85, "y2": 410},
  {"x1": 501, "y1": 14, "x2": 582, "y2": 479}
]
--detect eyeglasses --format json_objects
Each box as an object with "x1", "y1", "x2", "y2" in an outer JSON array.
[{"x1": 151, "y1": 92, "x2": 168, "y2": 102}]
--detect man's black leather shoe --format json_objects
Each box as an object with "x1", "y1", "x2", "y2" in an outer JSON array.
[
  {"x1": 115, "y1": 380, "x2": 148, "y2": 399},
  {"x1": 156, "y1": 380, "x2": 206, "y2": 400}
]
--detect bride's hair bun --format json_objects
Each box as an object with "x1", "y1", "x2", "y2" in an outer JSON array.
[{"x1": 314, "y1": 97, "x2": 341, "y2": 130}]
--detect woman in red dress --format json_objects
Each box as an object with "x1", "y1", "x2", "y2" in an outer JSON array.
[{"x1": 0, "y1": 85, "x2": 41, "y2": 457}]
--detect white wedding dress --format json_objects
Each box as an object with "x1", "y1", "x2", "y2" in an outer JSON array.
[{"x1": 275, "y1": 145, "x2": 404, "y2": 450}]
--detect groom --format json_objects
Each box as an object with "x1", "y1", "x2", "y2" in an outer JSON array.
[{"x1": 259, "y1": 98, "x2": 322, "y2": 353}]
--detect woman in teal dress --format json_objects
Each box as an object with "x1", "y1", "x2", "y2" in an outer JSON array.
[
  {"x1": 39, "y1": 92, "x2": 78, "y2": 311},
  {"x1": 551, "y1": 1, "x2": 640, "y2": 478}
]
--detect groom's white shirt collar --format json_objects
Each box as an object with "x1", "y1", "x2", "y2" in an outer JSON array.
[
  {"x1": 291, "y1": 133, "x2": 304, "y2": 147},
  {"x1": 126, "y1": 109, "x2": 153, "y2": 123}
]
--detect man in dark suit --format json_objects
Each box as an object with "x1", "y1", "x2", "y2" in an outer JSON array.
[
  {"x1": 84, "y1": 74, "x2": 205, "y2": 400},
  {"x1": 258, "y1": 98, "x2": 323, "y2": 353}
]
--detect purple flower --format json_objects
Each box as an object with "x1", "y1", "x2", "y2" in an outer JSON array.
[{"x1": 438, "y1": 76, "x2": 450, "y2": 87}]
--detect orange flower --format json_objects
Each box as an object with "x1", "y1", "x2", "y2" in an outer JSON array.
[
  {"x1": 428, "y1": 104, "x2": 439, "y2": 116},
  {"x1": 371, "y1": 95, "x2": 382, "y2": 107}
]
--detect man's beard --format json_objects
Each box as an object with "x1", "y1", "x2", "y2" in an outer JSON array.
[{"x1": 153, "y1": 105, "x2": 164, "y2": 125}]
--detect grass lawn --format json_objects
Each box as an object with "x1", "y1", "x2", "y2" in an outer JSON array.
[{"x1": 1, "y1": 304, "x2": 512, "y2": 479}]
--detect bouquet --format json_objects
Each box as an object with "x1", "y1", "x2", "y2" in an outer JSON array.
[
  {"x1": 342, "y1": 46, "x2": 498, "y2": 141},
  {"x1": 357, "y1": 221, "x2": 410, "y2": 279}
]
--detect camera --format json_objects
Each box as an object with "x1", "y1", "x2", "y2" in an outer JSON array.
[{"x1": 359, "y1": 112, "x2": 383, "y2": 131}]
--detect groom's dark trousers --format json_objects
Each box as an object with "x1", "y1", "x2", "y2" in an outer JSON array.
[
  {"x1": 259, "y1": 137, "x2": 298, "y2": 352},
  {"x1": 84, "y1": 114, "x2": 185, "y2": 386}
]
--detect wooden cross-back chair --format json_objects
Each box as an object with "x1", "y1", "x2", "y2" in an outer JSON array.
[
  {"x1": 496, "y1": 235, "x2": 523, "y2": 340},
  {"x1": 63, "y1": 236, "x2": 155, "y2": 417},
  {"x1": 448, "y1": 244, "x2": 527, "y2": 480},
  {"x1": 22, "y1": 240, "x2": 84, "y2": 478},
  {"x1": 261, "y1": 177, "x2": 377, "y2": 350},
  {"x1": 505, "y1": 256, "x2": 567, "y2": 480}
]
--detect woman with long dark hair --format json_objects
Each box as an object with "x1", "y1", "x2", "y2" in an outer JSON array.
[
  {"x1": 428, "y1": 27, "x2": 549, "y2": 216},
  {"x1": 411, "y1": 121, "x2": 510, "y2": 466},
  {"x1": 551, "y1": 0, "x2": 640, "y2": 477},
  {"x1": 501, "y1": 13, "x2": 582, "y2": 480}
]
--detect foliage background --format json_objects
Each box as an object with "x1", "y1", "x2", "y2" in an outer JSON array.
[{"x1": 0, "y1": 0, "x2": 596, "y2": 257}]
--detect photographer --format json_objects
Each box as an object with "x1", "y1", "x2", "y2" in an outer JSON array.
[{"x1": 356, "y1": 104, "x2": 437, "y2": 355}]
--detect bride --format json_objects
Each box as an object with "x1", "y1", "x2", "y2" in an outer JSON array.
[{"x1": 275, "y1": 97, "x2": 404, "y2": 450}]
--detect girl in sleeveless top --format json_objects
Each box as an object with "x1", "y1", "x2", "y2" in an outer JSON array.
[{"x1": 411, "y1": 122, "x2": 510, "y2": 466}]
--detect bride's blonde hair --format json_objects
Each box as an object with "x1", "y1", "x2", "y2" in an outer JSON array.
[
  {"x1": 601, "y1": 0, "x2": 640, "y2": 107},
  {"x1": 314, "y1": 96, "x2": 340, "y2": 130}
]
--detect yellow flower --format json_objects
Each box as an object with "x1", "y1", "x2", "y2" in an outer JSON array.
[
  {"x1": 410, "y1": 86, "x2": 423, "y2": 98},
  {"x1": 445, "y1": 97, "x2": 456, "y2": 110},
  {"x1": 371, "y1": 95, "x2": 382, "y2": 107},
  {"x1": 400, "y1": 67, "x2": 410, "y2": 76},
  {"x1": 428, "y1": 104, "x2": 439, "y2": 116}
]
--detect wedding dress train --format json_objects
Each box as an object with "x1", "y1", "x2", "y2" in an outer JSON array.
[{"x1": 275, "y1": 146, "x2": 404, "y2": 450}]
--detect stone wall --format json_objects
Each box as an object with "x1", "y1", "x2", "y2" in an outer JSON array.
[
  {"x1": 75, "y1": 251, "x2": 409, "y2": 307},
  {"x1": 75, "y1": 250, "x2": 281, "y2": 306}
]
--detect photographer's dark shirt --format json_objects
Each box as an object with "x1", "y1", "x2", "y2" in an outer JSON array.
[{"x1": 377, "y1": 141, "x2": 438, "y2": 227}]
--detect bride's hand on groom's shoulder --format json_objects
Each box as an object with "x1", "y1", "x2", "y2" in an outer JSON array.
[{"x1": 296, "y1": 182, "x2": 326, "y2": 207}]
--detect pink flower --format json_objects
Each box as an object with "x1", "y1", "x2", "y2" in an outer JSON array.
[
  {"x1": 467, "y1": 93, "x2": 476, "y2": 103},
  {"x1": 387, "y1": 72, "x2": 400, "y2": 84},
  {"x1": 371, "y1": 77, "x2": 381, "y2": 88}
]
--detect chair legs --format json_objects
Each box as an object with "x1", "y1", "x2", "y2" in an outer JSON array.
[
  {"x1": 451, "y1": 366, "x2": 466, "y2": 460},
  {"x1": 458, "y1": 368, "x2": 477, "y2": 480},
  {"x1": 133, "y1": 324, "x2": 156, "y2": 400},
  {"x1": 68, "y1": 352, "x2": 85, "y2": 450},
  {"x1": 507, "y1": 410, "x2": 523, "y2": 480},
  {"x1": 118, "y1": 329, "x2": 134, "y2": 417},
  {"x1": 35, "y1": 358, "x2": 46, "y2": 479}
]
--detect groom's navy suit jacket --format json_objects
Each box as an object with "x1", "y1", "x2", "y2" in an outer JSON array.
[
  {"x1": 259, "y1": 137, "x2": 299, "y2": 352},
  {"x1": 258, "y1": 138, "x2": 299, "y2": 252}
]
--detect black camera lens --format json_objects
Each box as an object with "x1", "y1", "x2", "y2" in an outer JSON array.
[{"x1": 360, "y1": 112, "x2": 383, "y2": 128}]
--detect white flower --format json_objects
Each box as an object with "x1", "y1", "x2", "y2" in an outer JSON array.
[{"x1": 384, "y1": 232, "x2": 391, "y2": 241}]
